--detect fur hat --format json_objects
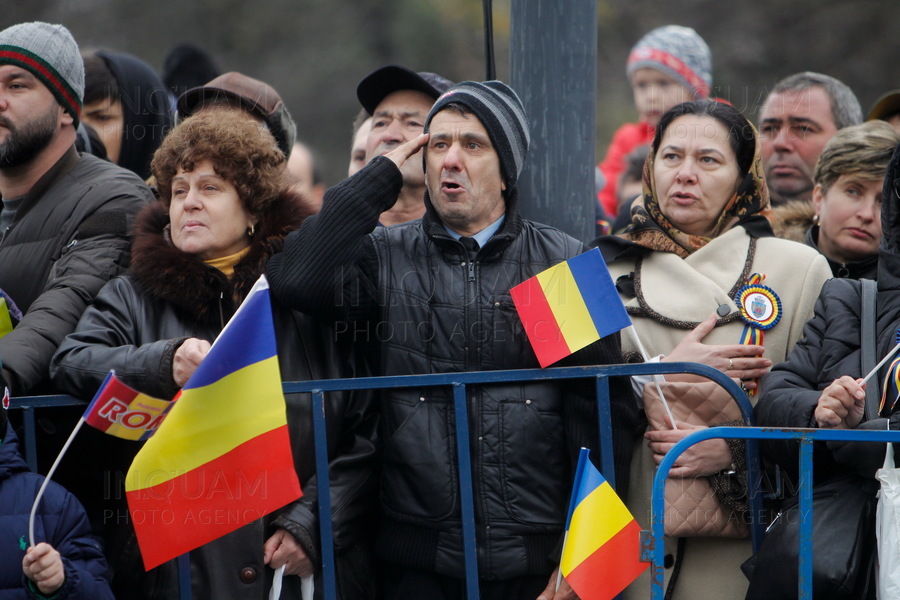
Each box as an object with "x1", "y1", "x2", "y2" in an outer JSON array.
[
  {"x1": 626, "y1": 25, "x2": 712, "y2": 98},
  {"x1": 0, "y1": 22, "x2": 84, "y2": 126},
  {"x1": 177, "y1": 72, "x2": 296, "y2": 159},
  {"x1": 425, "y1": 80, "x2": 530, "y2": 191}
]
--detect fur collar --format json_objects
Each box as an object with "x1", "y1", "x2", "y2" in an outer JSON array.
[
  {"x1": 771, "y1": 199, "x2": 815, "y2": 243},
  {"x1": 129, "y1": 188, "x2": 310, "y2": 324}
]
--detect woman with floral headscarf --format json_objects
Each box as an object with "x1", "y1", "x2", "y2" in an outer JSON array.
[{"x1": 595, "y1": 100, "x2": 831, "y2": 599}]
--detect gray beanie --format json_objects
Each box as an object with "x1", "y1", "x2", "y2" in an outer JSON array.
[
  {"x1": 0, "y1": 22, "x2": 84, "y2": 126},
  {"x1": 626, "y1": 25, "x2": 711, "y2": 99},
  {"x1": 425, "y1": 80, "x2": 530, "y2": 190}
]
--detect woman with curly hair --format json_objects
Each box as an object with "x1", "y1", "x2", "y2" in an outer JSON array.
[{"x1": 51, "y1": 110, "x2": 378, "y2": 599}]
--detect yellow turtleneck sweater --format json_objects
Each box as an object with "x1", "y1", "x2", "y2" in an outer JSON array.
[{"x1": 203, "y1": 247, "x2": 251, "y2": 277}]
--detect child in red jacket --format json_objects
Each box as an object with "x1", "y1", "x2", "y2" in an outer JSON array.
[{"x1": 597, "y1": 25, "x2": 712, "y2": 219}]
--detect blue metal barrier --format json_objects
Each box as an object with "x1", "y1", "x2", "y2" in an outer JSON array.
[
  {"x1": 10, "y1": 362, "x2": 753, "y2": 600},
  {"x1": 283, "y1": 361, "x2": 754, "y2": 600},
  {"x1": 650, "y1": 426, "x2": 900, "y2": 600},
  {"x1": 8, "y1": 394, "x2": 85, "y2": 472}
]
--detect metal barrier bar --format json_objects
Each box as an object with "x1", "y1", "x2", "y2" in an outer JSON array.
[
  {"x1": 7, "y1": 394, "x2": 85, "y2": 472},
  {"x1": 799, "y1": 437, "x2": 814, "y2": 600},
  {"x1": 650, "y1": 426, "x2": 900, "y2": 600},
  {"x1": 311, "y1": 389, "x2": 337, "y2": 600},
  {"x1": 595, "y1": 376, "x2": 615, "y2": 489},
  {"x1": 10, "y1": 362, "x2": 750, "y2": 600},
  {"x1": 453, "y1": 382, "x2": 481, "y2": 599}
]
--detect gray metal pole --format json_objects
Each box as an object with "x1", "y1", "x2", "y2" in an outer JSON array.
[{"x1": 510, "y1": 0, "x2": 598, "y2": 243}]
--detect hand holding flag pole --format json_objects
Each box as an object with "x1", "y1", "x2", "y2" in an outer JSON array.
[
  {"x1": 861, "y1": 340, "x2": 900, "y2": 385},
  {"x1": 28, "y1": 372, "x2": 172, "y2": 548}
]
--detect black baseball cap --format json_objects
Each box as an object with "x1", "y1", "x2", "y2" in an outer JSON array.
[{"x1": 357, "y1": 65, "x2": 453, "y2": 115}]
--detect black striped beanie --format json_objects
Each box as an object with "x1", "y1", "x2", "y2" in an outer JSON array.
[
  {"x1": 0, "y1": 22, "x2": 84, "y2": 127},
  {"x1": 425, "y1": 80, "x2": 530, "y2": 189}
]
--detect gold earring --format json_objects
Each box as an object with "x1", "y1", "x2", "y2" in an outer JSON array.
[{"x1": 248, "y1": 223, "x2": 256, "y2": 237}]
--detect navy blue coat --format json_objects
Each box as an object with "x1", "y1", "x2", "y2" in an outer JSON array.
[{"x1": 0, "y1": 423, "x2": 113, "y2": 600}]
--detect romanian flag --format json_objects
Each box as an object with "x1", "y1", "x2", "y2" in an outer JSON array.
[
  {"x1": 82, "y1": 372, "x2": 173, "y2": 441},
  {"x1": 560, "y1": 448, "x2": 648, "y2": 600},
  {"x1": 125, "y1": 276, "x2": 302, "y2": 570},
  {"x1": 510, "y1": 248, "x2": 631, "y2": 367}
]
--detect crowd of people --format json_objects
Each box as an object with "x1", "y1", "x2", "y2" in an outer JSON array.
[{"x1": 0, "y1": 16, "x2": 898, "y2": 600}]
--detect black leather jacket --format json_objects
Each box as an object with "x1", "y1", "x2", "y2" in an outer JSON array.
[
  {"x1": 51, "y1": 200, "x2": 378, "y2": 600},
  {"x1": 268, "y1": 157, "x2": 637, "y2": 580},
  {"x1": 0, "y1": 147, "x2": 153, "y2": 393}
]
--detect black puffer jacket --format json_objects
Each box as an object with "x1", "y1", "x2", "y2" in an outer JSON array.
[
  {"x1": 757, "y1": 143, "x2": 900, "y2": 482},
  {"x1": 268, "y1": 157, "x2": 637, "y2": 580},
  {"x1": 51, "y1": 198, "x2": 378, "y2": 600},
  {"x1": 806, "y1": 225, "x2": 878, "y2": 281},
  {"x1": 0, "y1": 147, "x2": 153, "y2": 394}
]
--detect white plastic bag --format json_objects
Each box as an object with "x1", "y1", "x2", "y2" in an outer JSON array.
[
  {"x1": 876, "y1": 438, "x2": 900, "y2": 598},
  {"x1": 268, "y1": 565, "x2": 315, "y2": 600}
]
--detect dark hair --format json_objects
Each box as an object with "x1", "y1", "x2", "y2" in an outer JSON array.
[
  {"x1": 161, "y1": 43, "x2": 221, "y2": 99},
  {"x1": 621, "y1": 144, "x2": 650, "y2": 184},
  {"x1": 82, "y1": 52, "x2": 119, "y2": 105},
  {"x1": 652, "y1": 100, "x2": 756, "y2": 178},
  {"x1": 151, "y1": 109, "x2": 286, "y2": 216}
]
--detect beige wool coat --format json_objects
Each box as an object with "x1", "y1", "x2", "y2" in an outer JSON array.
[{"x1": 607, "y1": 226, "x2": 832, "y2": 600}]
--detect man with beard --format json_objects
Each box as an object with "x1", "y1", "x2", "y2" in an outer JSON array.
[{"x1": 0, "y1": 23, "x2": 152, "y2": 454}]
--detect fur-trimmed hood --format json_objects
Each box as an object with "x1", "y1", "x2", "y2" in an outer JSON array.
[
  {"x1": 770, "y1": 199, "x2": 815, "y2": 243},
  {"x1": 129, "y1": 188, "x2": 311, "y2": 325}
]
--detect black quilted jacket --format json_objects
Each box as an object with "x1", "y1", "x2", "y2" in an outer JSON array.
[{"x1": 757, "y1": 143, "x2": 900, "y2": 482}]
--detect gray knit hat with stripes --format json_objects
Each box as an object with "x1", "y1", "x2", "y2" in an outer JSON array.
[
  {"x1": 0, "y1": 22, "x2": 84, "y2": 126},
  {"x1": 425, "y1": 80, "x2": 530, "y2": 190}
]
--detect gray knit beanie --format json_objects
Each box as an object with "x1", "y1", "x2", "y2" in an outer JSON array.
[
  {"x1": 626, "y1": 25, "x2": 711, "y2": 99},
  {"x1": 0, "y1": 22, "x2": 84, "y2": 126},
  {"x1": 425, "y1": 80, "x2": 530, "y2": 190}
]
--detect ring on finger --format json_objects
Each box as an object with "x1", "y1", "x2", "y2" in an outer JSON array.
[{"x1": 728, "y1": 358, "x2": 734, "y2": 370}]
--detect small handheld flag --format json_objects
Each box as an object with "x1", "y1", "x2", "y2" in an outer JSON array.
[
  {"x1": 125, "y1": 275, "x2": 302, "y2": 570},
  {"x1": 82, "y1": 372, "x2": 173, "y2": 441},
  {"x1": 28, "y1": 373, "x2": 172, "y2": 548},
  {"x1": 876, "y1": 332, "x2": 900, "y2": 415},
  {"x1": 560, "y1": 448, "x2": 648, "y2": 600},
  {"x1": 510, "y1": 248, "x2": 631, "y2": 367}
]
